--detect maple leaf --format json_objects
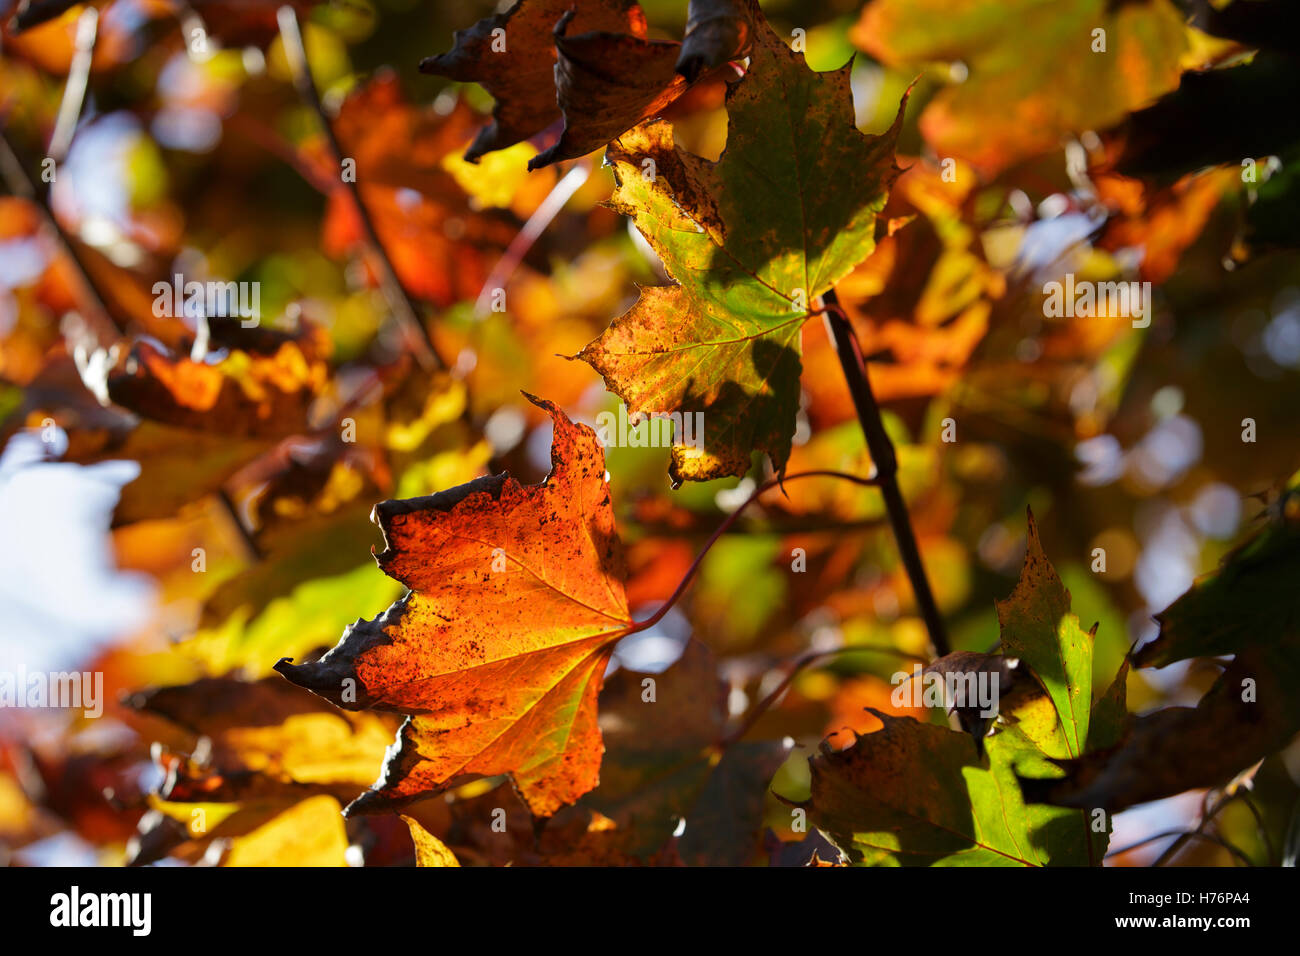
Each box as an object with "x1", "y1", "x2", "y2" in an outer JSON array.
[
  {"x1": 46, "y1": 321, "x2": 332, "y2": 523},
  {"x1": 806, "y1": 710, "x2": 1046, "y2": 866},
  {"x1": 996, "y1": 509, "x2": 1096, "y2": 759},
  {"x1": 275, "y1": 394, "x2": 635, "y2": 817},
  {"x1": 217, "y1": 795, "x2": 349, "y2": 867},
  {"x1": 1027, "y1": 505, "x2": 1300, "y2": 812},
  {"x1": 587, "y1": 639, "x2": 790, "y2": 864},
  {"x1": 69, "y1": 420, "x2": 275, "y2": 525},
  {"x1": 1022, "y1": 644, "x2": 1300, "y2": 813},
  {"x1": 126, "y1": 676, "x2": 397, "y2": 805},
  {"x1": 854, "y1": 0, "x2": 1189, "y2": 174},
  {"x1": 577, "y1": 16, "x2": 904, "y2": 483},
  {"x1": 806, "y1": 511, "x2": 1119, "y2": 866}
]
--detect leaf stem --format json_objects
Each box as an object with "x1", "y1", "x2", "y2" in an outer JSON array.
[
  {"x1": 627, "y1": 468, "x2": 879, "y2": 634},
  {"x1": 819, "y1": 289, "x2": 951, "y2": 659}
]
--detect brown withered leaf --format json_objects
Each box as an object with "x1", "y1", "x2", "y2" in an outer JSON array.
[
  {"x1": 276, "y1": 394, "x2": 636, "y2": 818},
  {"x1": 923, "y1": 650, "x2": 1020, "y2": 746},
  {"x1": 419, "y1": 0, "x2": 655, "y2": 163},
  {"x1": 528, "y1": 8, "x2": 686, "y2": 170}
]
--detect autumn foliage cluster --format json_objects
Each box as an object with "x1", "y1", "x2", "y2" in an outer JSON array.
[{"x1": 1, "y1": 0, "x2": 1299, "y2": 867}]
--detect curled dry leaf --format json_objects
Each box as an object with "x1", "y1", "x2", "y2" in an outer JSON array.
[
  {"x1": 676, "y1": 0, "x2": 753, "y2": 82},
  {"x1": 419, "y1": 0, "x2": 653, "y2": 163},
  {"x1": 529, "y1": 8, "x2": 686, "y2": 170},
  {"x1": 421, "y1": 0, "x2": 750, "y2": 170}
]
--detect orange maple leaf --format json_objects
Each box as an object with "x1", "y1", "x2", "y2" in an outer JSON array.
[{"x1": 276, "y1": 394, "x2": 634, "y2": 817}]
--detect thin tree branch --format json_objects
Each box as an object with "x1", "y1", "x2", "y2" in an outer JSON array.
[
  {"x1": 722, "y1": 644, "x2": 928, "y2": 748},
  {"x1": 46, "y1": 6, "x2": 98, "y2": 163},
  {"x1": 627, "y1": 469, "x2": 879, "y2": 634},
  {"x1": 475, "y1": 163, "x2": 589, "y2": 317},
  {"x1": 1152, "y1": 789, "x2": 1240, "y2": 866},
  {"x1": 0, "y1": 129, "x2": 123, "y2": 343},
  {"x1": 1107, "y1": 827, "x2": 1255, "y2": 866},
  {"x1": 275, "y1": 5, "x2": 443, "y2": 372},
  {"x1": 820, "y1": 289, "x2": 950, "y2": 659}
]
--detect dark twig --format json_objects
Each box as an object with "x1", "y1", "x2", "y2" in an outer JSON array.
[
  {"x1": 275, "y1": 6, "x2": 442, "y2": 372},
  {"x1": 628, "y1": 469, "x2": 879, "y2": 635},
  {"x1": 820, "y1": 289, "x2": 951, "y2": 659},
  {"x1": 1107, "y1": 827, "x2": 1255, "y2": 866},
  {"x1": 1152, "y1": 789, "x2": 1239, "y2": 866},
  {"x1": 722, "y1": 644, "x2": 928, "y2": 748}
]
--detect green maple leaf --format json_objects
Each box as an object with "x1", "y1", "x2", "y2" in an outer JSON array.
[
  {"x1": 577, "y1": 15, "x2": 903, "y2": 484},
  {"x1": 806, "y1": 511, "x2": 1125, "y2": 866},
  {"x1": 996, "y1": 509, "x2": 1096, "y2": 758},
  {"x1": 807, "y1": 711, "x2": 1052, "y2": 866},
  {"x1": 1027, "y1": 500, "x2": 1300, "y2": 814}
]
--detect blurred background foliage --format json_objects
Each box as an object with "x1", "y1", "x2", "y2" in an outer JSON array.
[{"x1": 0, "y1": 0, "x2": 1297, "y2": 866}]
